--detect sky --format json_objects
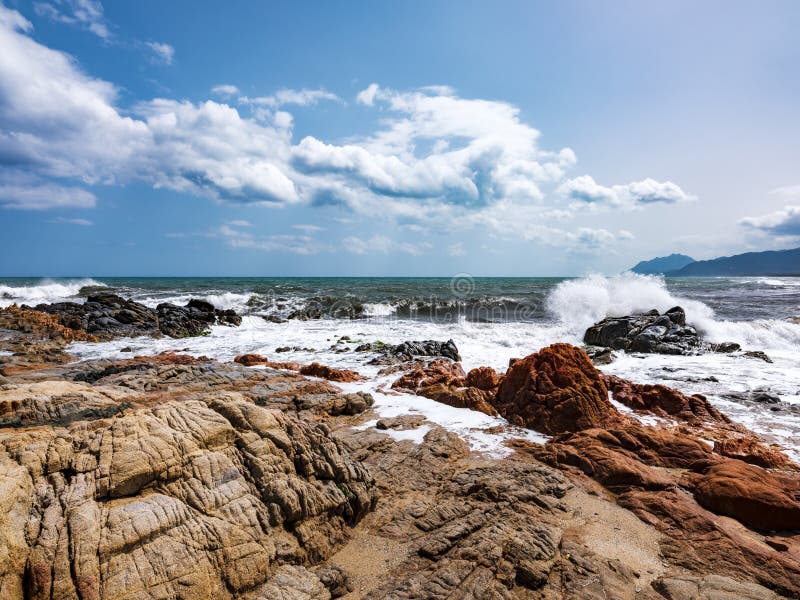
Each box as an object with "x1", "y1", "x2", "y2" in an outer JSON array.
[{"x1": 0, "y1": 0, "x2": 798, "y2": 277}]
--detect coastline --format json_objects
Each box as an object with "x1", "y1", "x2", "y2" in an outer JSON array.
[{"x1": 1, "y1": 291, "x2": 799, "y2": 598}]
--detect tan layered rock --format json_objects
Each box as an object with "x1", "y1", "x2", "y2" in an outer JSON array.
[{"x1": 0, "y1": 378, "x2": 375, "y2": 599}]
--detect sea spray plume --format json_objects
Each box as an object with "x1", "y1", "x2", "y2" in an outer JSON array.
[
  {"x1": 545, "y1": 273, "x2": 800, "y2": 350},
  {"x1": 544, "y1": 272, "x2": 714, "y2": 335},
  {"x1": 0, "y1": 278, "x2": 107, "y2": 307}
]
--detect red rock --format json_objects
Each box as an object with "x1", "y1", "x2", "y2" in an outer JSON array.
[
  {"x1": 391, "y1": 359, "x2": 466, "y2": 392},
  {"x1": 465, "y1": 366, "x2": 501, "y2": 391},
  {"x1": 417, "y1": 383, "x2": 498, "y2": 417},
  {"x1": 493, "y1": 343, "x2": 621, "y2": 434},
  {"x1": 603, "y1": 374, "x2": 729, "y2": 426},
  {"x1": 234, "y1": 354, "x2": 303, "y2": 371},
  {"x1": 714, "y1": 436, "x2": 795, "y2": 470},
  {"x1": 299, "y1": 362, "x2": 364, "y2": 382},
  {"x1": 691, "y1": 459, "x2": 800, "y2": 531}
]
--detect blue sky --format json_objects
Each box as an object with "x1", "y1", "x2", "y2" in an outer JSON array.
[{"x1": 0, "y1": 0, "x2": 799, "y2": 276}]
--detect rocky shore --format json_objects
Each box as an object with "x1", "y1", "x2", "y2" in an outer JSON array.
[{"x1": 0, "y1": 301, "x2": 798, "y2": 599}]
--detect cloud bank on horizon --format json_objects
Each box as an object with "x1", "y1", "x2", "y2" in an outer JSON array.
[{"x1": 0, "y1": 1, "x2": 798, "y2": 274}]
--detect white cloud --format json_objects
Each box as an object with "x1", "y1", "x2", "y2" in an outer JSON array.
[
  {"x1": 240, "y1": 88, "x2": 340, "y2": 108},
  {"x1": 356, "y1": 83, "x2": 380, "y2": 106},
  {"x1": 342, "y1": 234, "x2": 431, "y2": 256},
  {"x1": 0, "y1": 180, "x2": 96, "y2": 210},
  {"x1": 211, "y1": 84, "x2": 240, "y2": 97},
  {"x1": 226, "y1": 219, "x2": 252, "y2": 227},
  {"x1": 50, "y1": 216, "x2": 93, "y2": 225},
  {"x1": 33, "y1": 0, "x2": 110, "y2": 39},
  {"x1": 448, "y1": 242, "x2": 466, "y2": 257},
  {"x1": 740, "y1": 205, "x2": 800, "y2": 237},
  {"x1": 292, "y1": 224, "x2": 324, "y2": 233},
  {"x1": 219, "y1": 223, "x2": 329, "y2": 254},
  {"x1": 146, "y1": 41, "x2": 174, "y2": 65},
  {"x1": 559, "y1": 175, "x2": 694, "y2": 210},
  {"x1": 0, "y1": 5, "x2": 692, "y2": 257}
]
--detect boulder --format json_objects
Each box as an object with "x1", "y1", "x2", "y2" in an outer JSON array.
[
  {"x1": 691, "y1": 460, "x2": 800, "y2": 531},
  {"x1": 583, "y1": 306, "x2": 738, "y2": 356},
  {"x1": 391, "y1": 359, "x2": 466, "y2": 391},
  {"x1": 492, "y1": 343, "x2": 621, "y2": 434},
  {"x1": 603, "y1": 374, "x2": 730, "y2": 426}
]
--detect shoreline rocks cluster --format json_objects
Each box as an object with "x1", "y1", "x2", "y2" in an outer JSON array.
[
  {"x1": 0, "y1": 299, "x2": 798, "y2": 599},
  {"x1": 584, "y1": 305, "x2": 741, "y2": 356},
  {"x1": 21, "y1": 293, "x2": 242, "y2": 339}
]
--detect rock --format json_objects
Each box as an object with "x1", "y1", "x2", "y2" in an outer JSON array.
[
  {"x1": 391, "y1": 359, "x2": 466, "y2": 391},
  {"x1": 583, "y1": 306, "x2": 738, "y2": 356},
  {"x1": 0, "y1": 304, "x2": 98, "y2": 343},
  {"x1": 0, "y1": 381, "x2": 375, "y2": 598},
  {"x1": 299, "y1": 362, "x2": 364, "y2": 383},
  {"x1": 372, "y1": 339, "x2": 461, "y2": 363},
  {"x1": 690, "y1": 460, "x2": 800, "y2": 531},
  {"x1": 417, "y1": 383, "x2": 499, "y2": 417},
  {"x1": 751, "y1": 391, "x2": 781, "y2": 404},
  {"x1": 465, "y1": 366, "x2": 501, "y2": 390},
  {"x1": 493, "y1": 343, "x2": 621, "y2": 434},
  {"x1": 585, "y1": 346, "x2": 616, "y2": 365},
  {"x1": 713, "y1": 437, "x2": 794, "y2": 470},
  {"x1": 376, "y1": 415, "x2": 428, "y2": 430},
  {"x1": 27, "y1": 294, "x2": 241, "y2": 339},
  {"x1": 652, "y1": 574, "x2": 779, "y2": 599},
  {"x1": 710, "y1": 342, "x2": 741, "y2": 353},
  {"x1": 603, "y1": 374, "x2": 730, "y2": 426},
  {"x1": 743, "y1": 350, "x2": 773, "y2": 363}
]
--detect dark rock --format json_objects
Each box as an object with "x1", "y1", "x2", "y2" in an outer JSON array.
[
  {"x1": 583, "y1": 306, "x2": 738, "y2": 356},
  {"x1": 743, "y1": 350, "x2": 773, "y2": 363}
]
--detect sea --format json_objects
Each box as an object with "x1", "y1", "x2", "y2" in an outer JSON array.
[{"x1": 2, "y1": 274, "x2": 800, "y2": 459}]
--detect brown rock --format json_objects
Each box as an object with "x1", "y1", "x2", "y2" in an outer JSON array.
[
  {"x1": 714, "y1": 436, "x2": 795, "y2": 470},
  {"x1": 493, "y1": 343, "x2": 621, "y2": 434},
  {"x1": 390, "y1": 359, "x2": 466, "y2": 391},
  {"x1": 603, "y1": 374, "x2": 729, "y2": 426},
  {"x1": 299, "y1": 362, "x2": 364, "y2": 382},
  {"x1": 691, "y1": 459, "x2": 800, "y2": 531},
  {"x1": 416, "y1": 383, "x2": 499, "y2": 417},
  {"x1": 465, "y1": 366, "x2": 501, "y2": 390}
]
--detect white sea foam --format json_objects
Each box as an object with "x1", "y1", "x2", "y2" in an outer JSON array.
[
  {"x1": 0, "y1": 278, "x2": 106, "y2": 307},
  {"x1": 361, "y1": 303, "x2": 396, "y2": 317},
  {"x1": 64, "y1": 274, "x2": 800, "y2": 460}
]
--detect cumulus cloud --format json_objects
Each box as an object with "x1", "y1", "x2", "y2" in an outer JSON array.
[
  {"x1": 0, "y1": 4, "x2": 692, "y2": 257},
  {"x1": 740, "y1": 205, "x2": 800, "y2": 237},
  {"x1": 559, "y1": 175, "x2": 694, "y2": 210},
  {"x1": 146, "y1": 41, "x2": 174, "y2": 65},
  {"x1": 33, "y1": 0, "x2": 110, "y2": 39}
]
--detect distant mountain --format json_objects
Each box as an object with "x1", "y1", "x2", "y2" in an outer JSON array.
[
  {"x1": 666, "y1": 247, "x2": 800, "y2": 276},
  {"x1": 630, "y1": 253, "x2": 695, "y2": 275}
]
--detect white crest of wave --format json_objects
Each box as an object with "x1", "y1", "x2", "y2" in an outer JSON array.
[
  {"x1": 0, "y1": 278, "x2": 106, "y2": 307},
  {"x1": 362, "y1": 303, "x2": 396, "y2": 317},
  {"x1": 546, "y1": 273, "x2": 800, "y2": 351}
]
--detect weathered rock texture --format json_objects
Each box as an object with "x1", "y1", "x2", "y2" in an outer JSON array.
[
  {"x1": 0, "y1": 354, "x2": 376, "y2": 600},
  {"x1": 493, "y1": 343, "x2": 622, "y2": 434}
]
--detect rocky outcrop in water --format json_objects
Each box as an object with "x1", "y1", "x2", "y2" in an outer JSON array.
[
  {"x1": 362, "y1": 339, "x2": 461, "y2": 365},
  {"x1": 583, "y1": 306, "x2": 714, "y2": 355},
  {"x1": 27, "y1": 293, "x2": 242, "y2": 339}
]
